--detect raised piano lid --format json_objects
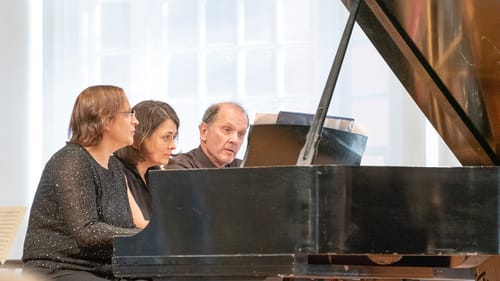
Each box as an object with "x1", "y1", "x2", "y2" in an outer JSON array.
[{"x1": 342, "y1": 0, "x2": 500, "y2": 165}]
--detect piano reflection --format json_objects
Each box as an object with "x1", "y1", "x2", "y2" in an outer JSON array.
[{"x1": 112, "y1": 0, "x2": 500, "y2": 280}]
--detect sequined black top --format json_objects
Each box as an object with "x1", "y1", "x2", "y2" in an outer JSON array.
[
  {"x1": 117, "y1": 158, "x2": 158, "y2": 221},
  {"x1": 166, "y1": 146, "x2": 242, "y2": 169},
  {"x1": 22, "y1": 143, "x2": 140, "y2": 275}
]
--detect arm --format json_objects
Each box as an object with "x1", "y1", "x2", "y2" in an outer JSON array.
[{"x1": 53, "y1": 148, "x2": 139, "y2": 248}]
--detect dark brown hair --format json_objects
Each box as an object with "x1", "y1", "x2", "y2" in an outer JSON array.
[
  {"x1": 115, "y1": 100, "x2": 179, "y2": 165},
  {"x1": 68, "y1": 85, "x2": 127, "y2": 146}
]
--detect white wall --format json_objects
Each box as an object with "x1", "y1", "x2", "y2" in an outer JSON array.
[{"x1": 0, "y1": 0, "x2": 32, "y2": 260}]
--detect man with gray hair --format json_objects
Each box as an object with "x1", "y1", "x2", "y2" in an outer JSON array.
[{"x1": 166, "y1": 101, "x2": 249, "y2": 169}]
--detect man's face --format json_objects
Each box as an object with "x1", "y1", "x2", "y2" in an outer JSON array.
[{"x1": 199, "y1": 105, "x2": 248, "y2": 168}]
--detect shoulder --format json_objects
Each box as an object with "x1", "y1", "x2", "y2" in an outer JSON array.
[
  {"x1": 165, "y1": 148, "x2": 200, "y2": 169},
  {"x1": 228, "y1": 158, "x2": 243, "y2": 168},
  {"x1": 114, "y1": 156, "x2": 143, "y2": 182},
  {"x1": 47, "y1": 143, "x2": 90, "y2": 167},
  {"x1": 41, "y1": 143, "x2": 99, "y2": 183},
  {"x1": 52, "y1": 143, "x2": 85, "y2": 157},
  {"x1": 113, "y1": 155, "x2": 129, "y2": 170},
  {"x1": 109, "y1": 155, "x2": 127, "y2": 175}
]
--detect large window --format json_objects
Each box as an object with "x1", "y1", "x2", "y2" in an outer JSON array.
[{"x1": 42, "y1": 0, "x2": 459, "y2": 166}]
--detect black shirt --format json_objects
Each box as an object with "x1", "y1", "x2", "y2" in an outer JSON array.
[
  {"x1": 117, "y1": 159, "x2": 158, "y2": 221},
  {"x1": 166, "y1": 146, "x2": 242, "y2": 169},
  {"x1": 22, "y1": 143, "x2": 140, "y2": 275}
]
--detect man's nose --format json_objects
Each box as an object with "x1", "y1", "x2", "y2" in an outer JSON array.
[{"x1": 228, "y1": 132, "x2": 240, "y2": 144}]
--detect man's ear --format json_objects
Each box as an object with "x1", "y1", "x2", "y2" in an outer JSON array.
[{"x1": 199, "y1": 122, "x2": 208, "y2": 142}]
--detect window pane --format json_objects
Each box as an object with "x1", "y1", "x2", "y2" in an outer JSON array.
[
  {"x1": 100, "y1": 1, "x2": 130, "y2": 50},
  {"x1": 167, "y1": 0, "x2": 199, "y2": 49},
  {"x1": 350, "y1": 44, "x2": 390, "y2": 95},
  {"x1": 168, "y1": 53, "x2": 199, "y2": 98},
  {"x1": 205, "y1": 0, "x2": 237, "y2": 45},
  {"x1": 353, "y1": 98, "x2": 389, "y2": 146},
  {"x1": 206, "y1": 50, "x2": 237, "y2": 98},
  {"x1": 100, "y1": 54, "x2": 131, "y2": 90},
  {"x1": 244, "y1": 0, "x2": 276, "y2": 44},
  {"x1": 245, "y1": 49, "x2": 276, "y2": 96},
  {"x1": 282, "y1": 0, "x2": 313, "y2": 43},
  {"x1": 283, "y1": 47, "x2": 314, "y2": 96}
]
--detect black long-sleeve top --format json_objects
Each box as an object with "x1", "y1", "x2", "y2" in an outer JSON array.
[
  {"x1": 117, "y1": 159, "x2": 156, "y2": 220},
  {"x1": 165, "y1": 146, "x2": 242, "y2": 169},
  {"x1": 22, "y1": 143, "x2": 140, "y2": 276}
]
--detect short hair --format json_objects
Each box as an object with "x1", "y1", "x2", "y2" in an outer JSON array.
[
  {"x1": 202, "y1": 102, "x2": 248, "y2": 126},
  {"x1": 114, "y1": 100, "x2": 180, "y2": 165},
  {"x1": 68, "y1": 85, "x2": 127, "y2": 146}
]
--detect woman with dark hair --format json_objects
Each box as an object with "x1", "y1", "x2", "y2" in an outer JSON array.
[
  {"x1": 22, "y1": 85, "x2": 141, "y2": 280},
  {"x1": 114, "y1": 100, "x2": 179, "y2": 228}
]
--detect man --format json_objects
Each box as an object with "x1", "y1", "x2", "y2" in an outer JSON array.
[{"x1": 167, "y1": 102, "x2": 249, "y2": 169}]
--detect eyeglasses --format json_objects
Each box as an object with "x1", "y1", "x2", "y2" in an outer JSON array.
[{"x1": 116, "y1": 110, "x2": 136, "y2": 119}]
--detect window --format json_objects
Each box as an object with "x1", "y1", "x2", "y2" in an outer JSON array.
[{"x1": 42, "y1": 0, "x2": 459, "y2": 166}]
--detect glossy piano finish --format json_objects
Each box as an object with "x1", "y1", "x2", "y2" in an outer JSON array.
[
  {"x1": 113, "y1": 165, "x2": 500, "y2": 279},
  {"x1": 112, "y1": 1, "x2": 500, "y2": 279},
  {"x1": 342, "y1": 0, "x2": 500, "y2": 165}
]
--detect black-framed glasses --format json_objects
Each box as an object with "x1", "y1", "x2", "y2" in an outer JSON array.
[{"x1": 116, "y1": 110, "x2": 136, "y2": 119}]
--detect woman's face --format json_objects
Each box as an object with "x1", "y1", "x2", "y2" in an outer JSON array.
[
  {"x1": 108, "y1": 102, "x2": 139, "y2": 149},
  {"x1": 142, "y1": 119, "x2": 178, "y2": 167}
]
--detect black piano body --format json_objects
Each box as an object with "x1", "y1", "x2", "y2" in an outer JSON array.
[
  {"x1": 113, "y1": 0, "x2": 500, "y2": 280},
  {"x1": 113, "y1": 165, "x2": 500, "y2": 280}
]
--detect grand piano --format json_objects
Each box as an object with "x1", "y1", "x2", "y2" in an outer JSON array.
[{"x1": 113, "y1": 0, "x2": 500, "y2": 280}]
